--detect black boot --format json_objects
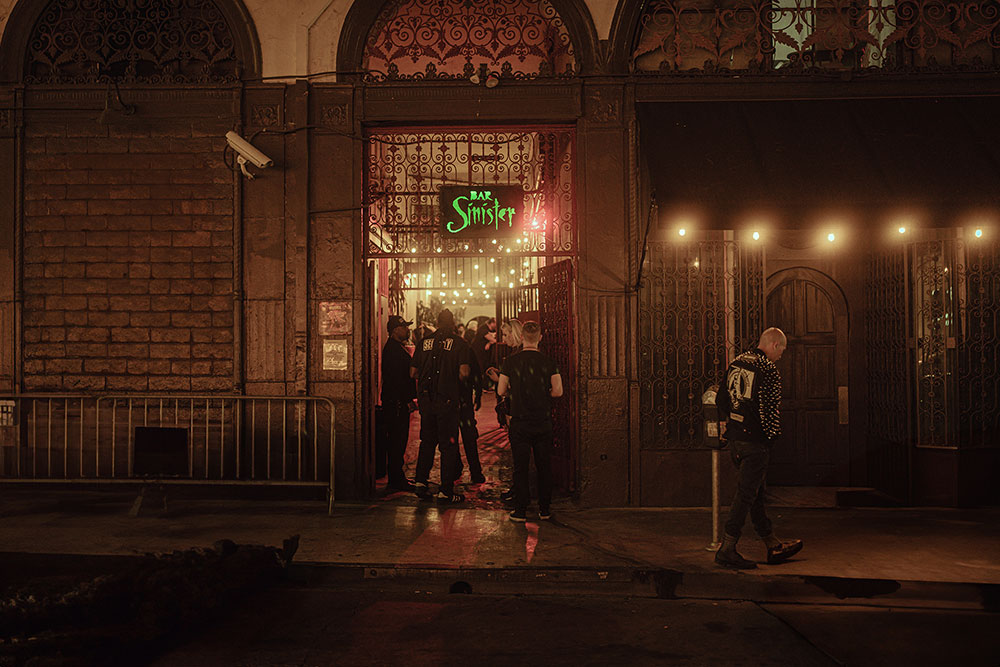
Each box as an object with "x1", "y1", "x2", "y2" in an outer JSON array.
[{"x1": 715, "y1": 534, "x2": 757, "y2": 569}]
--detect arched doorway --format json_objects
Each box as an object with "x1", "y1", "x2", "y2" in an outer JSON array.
[{"x1": 766, "y1": 267, "x2": 849, "y2": 485}]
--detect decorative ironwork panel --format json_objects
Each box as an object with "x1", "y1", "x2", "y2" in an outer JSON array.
[
  {"x1": 957, "y1": 238, "x2": 1000, "y2": 448},
  {"x1": 865, "y1": 246, "x2": 910, "y2": 500},
  {"x1": 539, "y1": 259, "x2": 576, "y2": 490},
  {"x1": 25, "y1": 0, "x2": 242, "y2": 84},
  {"x1": 364, "y1": 0, "x2": 576, "y2": 81},
  {"x1": 632, "y1": 0, "x2": 1000, "y2": 74},
  {"x1": 638, "y1": 240, "x2": 763, "y2": 450},
  {"x1": 365, "y1": 127, "x2": 575, "y2": 258},
  {"x1": 909, "y1": 239, "x2": 962, "y2": 446},
  {"x1": 866, "y1": 247, "x2": 909, "y2": 442}
]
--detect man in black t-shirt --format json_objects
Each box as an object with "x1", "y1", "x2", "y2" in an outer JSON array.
[
  {"x1": 410, "y1": 309, "x2": 472, "y2": 503},
  {"x1": 497, "y1": 321, "x2": 563, "y2": 522}
]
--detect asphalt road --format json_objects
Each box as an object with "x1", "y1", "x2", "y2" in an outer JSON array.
[{"x1": 153, "y1": 586, "x2": 1000, "y2": 667}]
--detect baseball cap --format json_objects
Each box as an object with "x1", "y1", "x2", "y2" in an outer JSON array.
[{"x1": 386, "y1": 315, "x2": 412, "y2": 332}]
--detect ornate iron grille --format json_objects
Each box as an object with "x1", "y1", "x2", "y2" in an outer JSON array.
[
  {"x1": 365, "y1": 128, "x2": 575, "y2": 258},
  {"x1": 363, "y1": 0, "x2": 576, "y2": 81},
  {"x1": 632, "y1": 0, "x2": 1000, "y2": 73},
  {"x1": 539, "y1": 259, "x2": 576, "y2": 490},
  {"x1": 25, "y1": 0, "x2": 242, "y2": 84},
  {"x1": 910, "y1": 239, "x2": 962, "y2": 446},
  {"x1": 865, "y1": 246, "x2": 910, "y2": 500},
  {"x1": 956, "y1": 238, "x2": 1000, "y2": 448},
  {"x1": 638, "y1": 240, "x2": 763, "y2": 450}
]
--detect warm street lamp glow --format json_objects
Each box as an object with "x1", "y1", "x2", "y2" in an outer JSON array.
[
  {"x1": 508, "y1": 282, "x2": 514, "y2": 288},
  {"x1": 827, "y1": 233, "x2": 836, "y2": 242},
  {"x1": 752, "y1": 231, "x2": 760, "y2": 241},
  {"x1": 473, "y1": 264, "x2": 479, "y2": 269},
  {"x1": 898, "y1": 227, "x2": 906, "y2": 234},
  {"x1": 975, "y1": 228, "x2": 983, "y2": 238},
  {"x1": 678, "y1": 228, "x2": 687, "y2": 237},
  {"x1": 410, "y1": 247, "x2": 417, "y2": 253}
]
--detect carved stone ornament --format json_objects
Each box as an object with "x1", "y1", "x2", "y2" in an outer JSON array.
[
  {"x1": 250, "y1": 104, "x2": 280, "y2": 127},
  {"x1": 320, "y1": 104, "x2": 349, "y2": 128},
  {"x1": 25, "y1": 0, "x2": 244, "y2": 84},
  {"x1": 586, "y1": 89, "x2": 620, "y2": 123}
]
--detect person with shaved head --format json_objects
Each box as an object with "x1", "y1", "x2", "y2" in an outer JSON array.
[{"x1": 714, "y1": 327, "x2": 803, "y2": 569}]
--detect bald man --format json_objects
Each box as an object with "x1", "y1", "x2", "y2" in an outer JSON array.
[{"x1": 714, "y1": 327, "x2": 803, "y2": 569}]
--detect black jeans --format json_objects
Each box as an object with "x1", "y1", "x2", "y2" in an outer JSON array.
[
  {"x1": 458, "y1": 400, "x2": 483, "y2": 480},
  {"x1": 415, "y1": 403, "x2": 461, "y2": 495},
  {"x1": 509, "y1": 418, "x2": 553, "y2": 513},
  {"x1": 384, "y1": 401, "x2": 411, "y2": 486},
  {"x1": 724, "y1": 439, "x2": 774, "y2": 540}
]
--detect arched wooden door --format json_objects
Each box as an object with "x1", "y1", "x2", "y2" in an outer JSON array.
[{"x1": 765, "y1": 268, "x2": 849, "y2": 485}]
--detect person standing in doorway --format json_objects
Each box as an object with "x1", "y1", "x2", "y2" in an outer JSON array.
[
  {"x1": 459, "y1": 348, "x2": 486, "y2": 485},
  {"x1": 497, "y1": 321, "x2": 562, "y2": 522},
  {"x1": 410, "y1": 309, "x2": 472, "y2": 504},
  {"x1": 380, "y1": 315, "x2": 416, "y2": 492},
  {"x1": 714, "y1": 327, "x2": 803, "y2": 569}
]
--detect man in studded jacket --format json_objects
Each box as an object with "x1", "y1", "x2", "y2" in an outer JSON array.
[{"x1": 713, "y1": 327, "x2": 803, "y2": 569}]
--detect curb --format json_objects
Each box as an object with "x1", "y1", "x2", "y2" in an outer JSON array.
[{"x1": 288, "y1": 562, "x2": 1000, "y2": 612}]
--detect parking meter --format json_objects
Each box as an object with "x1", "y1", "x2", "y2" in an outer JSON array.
[{"x1": 702, "y1": 384, "x2": 725, "y2": 449}]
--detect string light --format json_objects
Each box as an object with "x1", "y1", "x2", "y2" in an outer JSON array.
[
  {"x1": 473, "y1": 264, "x2": 479, "y2": 269},
  {"x1": 410, "y1": 247, "x2": 417, "y2": 253},
  {"x1": 975, "y1": 228, "x2": 983, "y2": 238},
  {"x1": 678, "y1": 228, "x2": 686, "y2": 237},
  {"x1": 508, "y1": 282, "x2": 514, "y2": 288},
  {"x1": 752, "y1": 231, "x2": 760, "y2": 241},
  {"x1": 898, "y1": 227, "x2": 906, "y2": 234},
  {"x1": 827, "y1": 233, "x2": 836, "y2": 242}
]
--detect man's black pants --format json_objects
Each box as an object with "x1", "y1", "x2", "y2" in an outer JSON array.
[
  {"x1": 509, "y1": 418, "x2": 553, "y2": 514},
  {"x1": 384, "y1": 401, "x2": 411, "y2": 486},
  {"x1": 724, "y1": 439, "x2": 774, "y2": 540},
  {"x1": 415, "y1": 404, "x2": 461, "y2": 495},
  {"x1": 458, "y1": 400, "x2": 483, "y2": 480}
]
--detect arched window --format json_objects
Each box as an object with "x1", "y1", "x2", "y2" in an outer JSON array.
[
  {"x1": 630, "y1": 0, "x2": 1000, "y2": 73},
  {"x1": 364, "y1": 0, "x2": 577, "y2": 80},
  {"x1": 22, "y1": 0, "x2": 255, "y2": 83}
]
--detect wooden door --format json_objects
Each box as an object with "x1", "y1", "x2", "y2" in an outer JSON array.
[{"x1": 765, "y1": 268, "x2": 849, "y2": 485}]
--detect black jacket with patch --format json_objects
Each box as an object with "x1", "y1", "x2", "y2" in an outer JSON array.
[{"x1": 715, "y1": 347, "x2": 782, "y2": 444}]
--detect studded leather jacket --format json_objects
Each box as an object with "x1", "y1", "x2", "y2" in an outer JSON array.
[{"x1": 714, "y1": 348, "x2": 782, "y2": 444}]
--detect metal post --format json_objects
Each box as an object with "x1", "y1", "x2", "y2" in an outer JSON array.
[{"x1": 706, "y1": 448, "x2": 721, "y2": 551}]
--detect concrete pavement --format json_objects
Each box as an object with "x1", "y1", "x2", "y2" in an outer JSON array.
[{"x1": 2, "y1": 486, "x2": 998, "y2": 610}]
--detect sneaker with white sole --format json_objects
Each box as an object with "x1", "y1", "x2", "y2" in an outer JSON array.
[{"x1": 508, "y1": 510, "x2": 526, "y2": 522}]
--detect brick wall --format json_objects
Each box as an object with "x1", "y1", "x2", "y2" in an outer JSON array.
[{"x1": 22, "y1": 120, "x2": 236, "y2": 393}]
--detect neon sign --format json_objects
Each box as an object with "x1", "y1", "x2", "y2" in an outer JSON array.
[{"x1": 439, "y1": 185, "x2": 523, "y2": 238}]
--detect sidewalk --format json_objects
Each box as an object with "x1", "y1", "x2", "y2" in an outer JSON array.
[{"x1": 2, "y1": 487, "x2": 998, "y2": 609}]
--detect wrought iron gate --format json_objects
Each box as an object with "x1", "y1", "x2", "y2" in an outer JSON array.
[
  {"x1": 539, "y1": 259, "x2": 577, "y2": 490},
  {"x1": 638, "y1": 240, "x2": 764, "y2": 450},
  {"x1": 364, "y1": 127, "x2": 575, "y2": 259},
  {"x1": 866, "y1": 236, "x2": 1000, "y2": 501}
]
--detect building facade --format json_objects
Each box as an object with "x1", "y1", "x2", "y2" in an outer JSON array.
[{"x1": 1, "y1": 0, "x2": 997, "y2": 506}]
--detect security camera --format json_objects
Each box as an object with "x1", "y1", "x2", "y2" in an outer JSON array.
[{"x1": 225, "y1": 131, "x2": 273, "y2": 179}]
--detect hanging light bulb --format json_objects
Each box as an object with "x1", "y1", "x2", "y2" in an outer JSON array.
[
  {"x1": 490, "y1": 258, "x2": 495, "y2": 263},
  {"x1": 457, "y1": 270, "x2": 463, "y2": 275},
  {"x1": 508, "y1": 282, "x2": 514, "y2": 288},
  {"x1": 473, "y1": 264, "x2": 479, "y2": 270},
  {"x1": 509, "y1": 269, "x2": 515, "y2": 274}
]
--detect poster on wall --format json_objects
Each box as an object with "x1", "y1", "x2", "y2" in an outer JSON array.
[
  {"x1": 322, "y1": 339, "x2": 349, "y2": 371},
  {"x1": 318, "y1": 302, "x2": 352, "y2": 336}
]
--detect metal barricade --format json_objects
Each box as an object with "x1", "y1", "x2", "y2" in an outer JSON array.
[{"x1": 0, "y1": 394, "x2": 336, "y2": 512}]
